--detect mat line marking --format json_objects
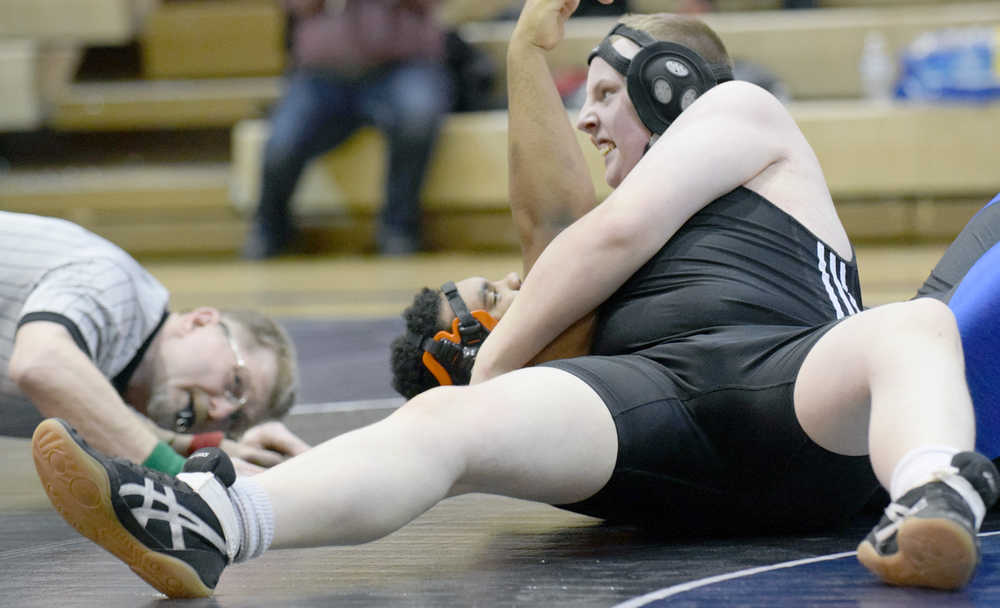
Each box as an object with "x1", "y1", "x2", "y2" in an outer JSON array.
[
  {"x1": 289, "y1": 397, "x2": 404, "y2": 415},
  {"x1": 615, "y1": 530, "x2": 1000, "y2": 607}
]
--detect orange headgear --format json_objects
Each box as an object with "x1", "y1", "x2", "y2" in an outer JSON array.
[{"x1": 408, "y1": 281, "x2": 498, "y2": 386}]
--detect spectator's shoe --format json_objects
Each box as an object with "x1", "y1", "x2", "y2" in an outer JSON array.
[
  {"x1": 858, "y1": 451, "x2": 1000, "y2": 589},
  {"x1": 32, "y1": 419, "x2": 240, "y2": 598},
  {"x1": 375, "y1": 224, "x2": 421, "y2": 256},
  {"x1": 242, "y1": 219, "x2": 300, "y2": 260}
]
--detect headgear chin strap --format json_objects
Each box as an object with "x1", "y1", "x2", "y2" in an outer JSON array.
[
  {"x1": 588, "y1": 23, "x2": 733, "y2": 136},
  {"x1": 408, "y1": 281, "x2": 498, "y2": 387}
]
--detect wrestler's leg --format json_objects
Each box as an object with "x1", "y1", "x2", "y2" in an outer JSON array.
[
  {"x1": 32, "y1": 366, "x2": 618, "y2": 597},
  {"x1": 794, "y1": 298, "x2": 972, "y2": 480},
  {"x1": 256, "y1": 366, "x2": 618, "y2": 548},
  {"x1": 794, "y1": 298, "x2": 997, "y2": 589}
]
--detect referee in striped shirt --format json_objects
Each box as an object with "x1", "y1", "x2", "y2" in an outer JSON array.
[{"x1": 2, "y1": 211, "x2": 308, "y2": 475}]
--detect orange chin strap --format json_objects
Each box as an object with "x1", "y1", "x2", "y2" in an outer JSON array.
[{"x1": 421, "y1": 310, "x2": 498, "y2": 386}]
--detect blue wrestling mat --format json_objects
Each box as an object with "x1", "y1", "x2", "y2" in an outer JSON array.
[{"x1": 617, "y1": 530, "x2": 1000, "y2": 607}]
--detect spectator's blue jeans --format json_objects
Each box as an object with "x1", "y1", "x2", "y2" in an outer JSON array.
[{"x1": 254, "y1": 61, "x2": 454, "y2": 251}]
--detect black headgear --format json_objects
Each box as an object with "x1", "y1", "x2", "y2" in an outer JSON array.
[
  {"x1": 588, "y1": 23, "x2": 733, "y2": 135},
  {"x1": 407, "y1": 281, "x2": 498, "y2": 386}
]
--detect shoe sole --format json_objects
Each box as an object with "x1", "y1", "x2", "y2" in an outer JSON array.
[
  {"x1": 31, "y1": 419, "x2": 213, "y2": 598},
  {"x1": 857, "y1": 515, "x2": 977, "y2": 590}
]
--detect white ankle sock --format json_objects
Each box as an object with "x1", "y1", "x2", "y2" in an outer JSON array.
[
  {"x1": 890, "y1": 445, "x2": 986, "y2": 527},
  {"x1": 890, "y1": 445, "x2": 959, "y2": 501},
  {"x1": 228, "y1": 477, "x2": 275, "y2": 563}
]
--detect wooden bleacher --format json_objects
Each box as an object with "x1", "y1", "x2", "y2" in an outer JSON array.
[
  {"x1": 2, "y1": 1, "x2": 999, "y2": 256},
  {"x1": 49, "y1": 77, "x2": 281, "y2": 131},
  {"x1": 0, "y1": 0, "x2": 157, "y2": 45},
  {"x1": 140, "y1": 0, "x2": 285, "y2": 79},
  {"x1": 0, "y1": 39, "x2": 44, "y2": 130},
  {"x1": 124, "y1": 2, "x2": 1000, "y2": 99},
  {"x1": 0, "y1": 0, "x2": 152, "y2": 130},
  {"x1": 228, "y1": 100, "x2": 1000, "y2": 249},
  {"x1": 0, "y1": 163, "x2": 240, "y2": 255}
]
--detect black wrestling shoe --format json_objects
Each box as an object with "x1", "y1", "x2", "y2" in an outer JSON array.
[
  {"x1": 857, "y1": 451, "x2": 1000, "y2": 590},
  {"x1": 32, "y1": 419, "x2": 240, "y2": 598}
]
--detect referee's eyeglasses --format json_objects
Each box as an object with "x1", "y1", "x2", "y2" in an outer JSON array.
[{"x1": 218, "y1": 320, "x2": 251, "y2": 410}]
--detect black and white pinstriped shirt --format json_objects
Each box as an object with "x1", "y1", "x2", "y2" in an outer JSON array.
[{"x1": 0, "y1": 211, "x2": 169, "y2": 437}]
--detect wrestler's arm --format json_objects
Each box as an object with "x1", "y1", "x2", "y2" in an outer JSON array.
[
  {"x1": 507, "y1": 0, "x2": 598, "y2": 270},
  {"x1": 472, "y1": 81, "x2": 790, "y2": 381},
  {"x1": 507, "y1": 0, "x2": 605, "y2": 364}
]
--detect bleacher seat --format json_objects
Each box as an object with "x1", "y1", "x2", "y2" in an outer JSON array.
[
  {"x1": 230, "y1": 100, "x2": 1000, "y2": 246},
  {"x1": 0, "y1": 164, "x2": 241, "y2": 256},
  {"x1": 140, "y1": 0, "x2": 285, "y2": 79},
  {"x1": 49, "y1": 77, "x2": 281, "y2": 131},
  {"x1": 0, "y1": 0, "x2": 156, "y2": 45},
  {"x1": 0, "y1": 40, "x2": 44, "y2": 130}
]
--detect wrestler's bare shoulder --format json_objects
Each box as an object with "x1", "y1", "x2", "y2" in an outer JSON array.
[{"x1": 696, "y1": 80, "x2": 797, "y2": 133}]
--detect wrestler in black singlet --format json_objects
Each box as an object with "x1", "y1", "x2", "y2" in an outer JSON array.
[{"x1": 542, "y1": 187, "x2": 881, "y2": 535}]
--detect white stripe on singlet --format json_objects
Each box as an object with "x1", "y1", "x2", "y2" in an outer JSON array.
[
  {"x1": 815, "y1": 241, "x2": 845, "y2": 319},
  {"x1": 828, "y1": 251, "x2": 860, "y2": 316},
  {"x1": 837, "y1": 258, "x2": 861, "y2": 315}
]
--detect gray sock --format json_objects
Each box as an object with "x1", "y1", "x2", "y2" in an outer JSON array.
[{"x1": 227, "y1": 477, "x2": 275, "y2": 562}]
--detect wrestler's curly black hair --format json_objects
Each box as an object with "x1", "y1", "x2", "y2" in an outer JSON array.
[{"x1": 390, "y1": 287, "x2": 446, "y2": 399}]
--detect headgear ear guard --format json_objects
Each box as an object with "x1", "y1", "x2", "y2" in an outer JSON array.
[
  {"x1": 407, "y1": 281, "x2": 498, "y2": 387},
  {"x1": 588, "y1": 23, "x2": 733, "y2": 135}
]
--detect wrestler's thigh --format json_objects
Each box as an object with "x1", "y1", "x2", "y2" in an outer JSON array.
[
  {"x1": 792, "y1": 313, "x2": 878, "y2": 456},
  {"x1": 793, "y1": 299, "x2": 958, "y2": 456},
  {"x1": 396, "y1": 366, "x2": 618, "y2": 506}
]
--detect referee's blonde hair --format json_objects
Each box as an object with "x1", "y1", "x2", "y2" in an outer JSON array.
[{"x1": 220, "y1": 309, "x2": 299, "y2": 434}]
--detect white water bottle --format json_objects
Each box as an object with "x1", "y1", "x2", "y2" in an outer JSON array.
[{"x1": 859, "y1": 30, "x2": 895, "y2": 102}]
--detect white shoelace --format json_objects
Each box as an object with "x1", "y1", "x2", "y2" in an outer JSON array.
[{"x1": 874, "y1": 497, "x2": 930, "y2": 546}]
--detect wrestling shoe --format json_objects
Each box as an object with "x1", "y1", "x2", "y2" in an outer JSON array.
[
  {"x1": 31, "y1": 419, "x2": 241, "y2": 598},
  {"x1": 857, "y1": 451, "x2": 1000, "y2": 590}
]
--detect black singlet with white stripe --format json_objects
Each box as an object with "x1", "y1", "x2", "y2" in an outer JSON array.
[
  {"x1": 594, "y1": 186, "x2": 860, "y2": 354},
  {"x1": 543, "y1": 187, "x2": 877, "y2": 534}
]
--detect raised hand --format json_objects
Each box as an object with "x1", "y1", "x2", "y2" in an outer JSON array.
[{"x1": 514, "y1": 0, "x2": 614, "y2": 51}]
